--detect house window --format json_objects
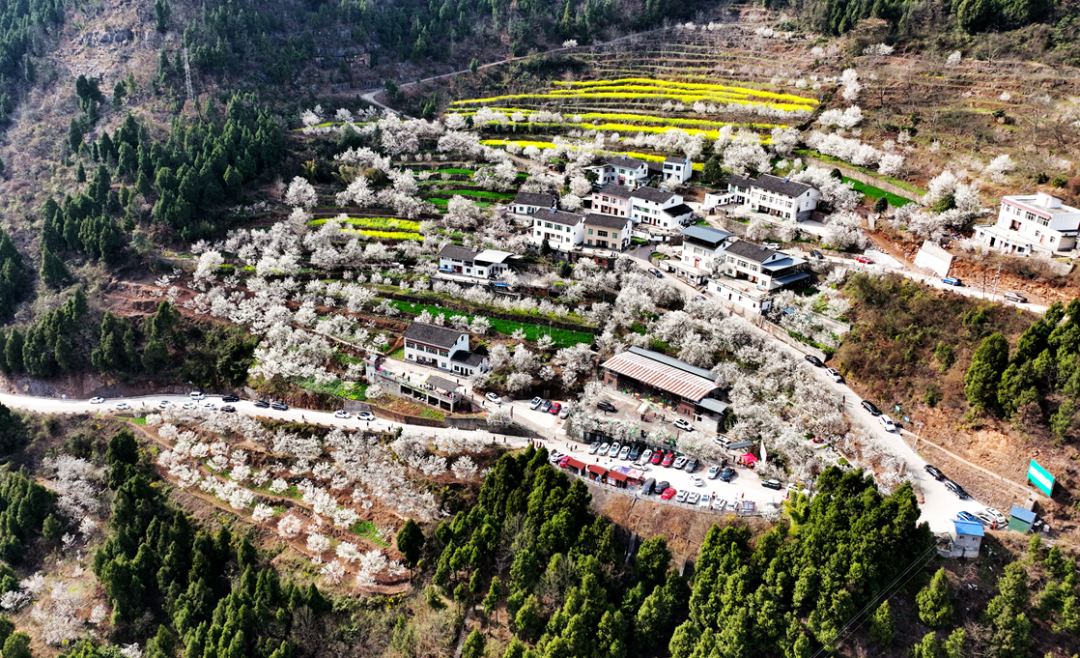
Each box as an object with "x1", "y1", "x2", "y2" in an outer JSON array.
[
  {"x1": 588, "y1": 229, "x2": 594, "y2": 235},
  {"x1": 598, "y1": 230, "x2": 609, "y2": 237},
  {"x1": 612, "y1": 232, "x2": 618, "y2": 239}
]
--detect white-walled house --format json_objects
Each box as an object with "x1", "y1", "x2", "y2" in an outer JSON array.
[
  {"x1": 588, "y1": 156, "x2": 650, "y2": 187},
  {"x1": 707, "y1": 240, "x2": 809, "y2": 313},
  {"x1": 973, "y1": 192, "x2": 1080, "y2": 257},
  {"x1": 437, "y1": 245, "x2": 519, "y2": 280},
  {"x1": 403, "y1": 322, "x2": 489, "y2": 376},
  {"x1": 511, "y1": 192, "x2": 557, "y2": 216},
  {"x1": 662, "y1": 156, "x2": 693, "y2": 184},
  {"x1": 629, "y1": 187, "x2": 694, "y2": 230},
  {"x1": 529, "y1": 209, "x2": 585, "y2": 250},
  {"x1": 723, "y1": 174, "x2": 821, "y2": 221},
  {"x1": 583, "y1": 213, "x2": 633, "y2": 251},
  {"x1": 681, "y1": 225, "x2": 735, "y2": 269}
]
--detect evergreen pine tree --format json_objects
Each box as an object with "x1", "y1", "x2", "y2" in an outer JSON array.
[
  {"x1": 39, "y1": 246, "x2": 70, "y2": 290},
  {"x1": 917, "y1": 568, "x2": 954, "y2": 628},
  {"x1": 869, "y1": 600, "x2": 896, "y2": 647}
]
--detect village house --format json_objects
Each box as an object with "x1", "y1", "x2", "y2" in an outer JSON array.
[
  {"x1": 629, "y1": 187, "x2": 694, "y2": 230},
  {"x1": 707, "y1": 240, "x2": 809, "y2": 313},
  {"x1": 662, "y1": 156, "x2": 693, "y2": 184},
  {"x1": 664, "y1": 225, "x2": 736, "y2": 286},
  {"x1": 402, "y1": 321, "x2": 488, "y2": 376},
  {"x1": 588, "y1": 155, "x2": 650, "y2": 187},
  {"x1": 583, "y1": 213, "x2": 633, "y2": 251},
  {"x1": 436, "y1": 245, "x2": 520, "y2": 282},
  {"x1": 528, "y1": 208, "x2": 585, "y2": 250},
  {"x1": 973, "y1": 192, "x2": 1080, "y2": 257},
  {"x1": 511, "y1": 191, "x2": 557, "y2": 216},
  {"x1": 707, "y1": 174, "x2": 820, "y2": 222},
  {"x1": 591, "y1": 184, "x2": 633, "y2": 218}
]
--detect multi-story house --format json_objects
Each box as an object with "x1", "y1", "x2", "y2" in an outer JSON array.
[
  {"x1": 717, "y1": 174, "x2": 821, "y2": 221},
  {"x1": 588, "y1": 155, "x2": 650, "y2": 187},
  {"x1": 707, "y1": 240, "x2": 809, "y2": 312},
  {"x1": 529, "y1": 209, "x2": 585, "y2": 250},
  {"x1": 629, "y1": 187, "x2": 694, "y2": 230},
  {"x1": 591, "y1": 184, "x2": 633, "y2": 217},
  {"x1": 583, "y1": 213, "x2": 633, "y2": 251},
  {"x1": 680, "y1": 225, "x2": 735, "y2": 270},
  {"x1": 403, "y1": 322, "x2": 488, "y2": 376},
  {"x1": 437, "y1": 245, "x2": 518, "y2": 280},
  {"x1": 973, "y1": 192, "x2": 1080, "y2": 257},
  {"x1": 511, "y1": 192, "x2": 557, "y2": 216},
  {"x1": 662, "y1": 156, "x2": 693, "y2": 184}
]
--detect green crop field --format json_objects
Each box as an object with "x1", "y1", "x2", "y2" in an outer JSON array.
[
  {"x1": 841, "y1": 177, "x2": 913, "y2": 208},
  {"x1": 384, "y1": 299, "x2": 594, "y2": 347}
]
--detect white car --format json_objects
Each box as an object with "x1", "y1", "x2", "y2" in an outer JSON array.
[
  {"x1": 676, "y1": 490, "x2": 690, "y2": 503},
  {"x1": 158, "y1": 400, "x2": 172, "y2": 409},
  {"x1": 607, "y1": 442, "x2": 621, "y2": 457},
  {"x1": 687, "y1": 492, "x2": 700, "y2": 504},
  {"x1": 203, "y1": 403, "x2": 216, "y2": 411},
  {"x1": 826, "y1": 368, "x2": 843, "y2": 383},
  {"x1": 182, "y1": 402, "x2": 198, "y2": 410},
  {"x1": 693, "y1": 477, "x2": 705, "y2": 487},
  {"x1": 712, "y1": 498, "x2": 726, "y2": 511},
  {"x1": 357, "y1": 412, "x2": 376, "y2": 422},
  {"x1": 879, "y1": 414, "x2": 897, "y2": 433},
  {"x1": 189, "y1": 391, "x2": 205, "y2": 400},
  {"x1": 618, "y1": 445, "x2": 631, "y2": 460},
  {"x1": 115, "y1": 402, "x2": 130, "y2": 411},
  {"x1": 674, "y1": 419, "x2": 694, "y2": 432},
  {"x1": 707, "y1": 465, "x2": 721, "y2": 480},
  {"x1": 589, "y1": 442, "x2": 601, "y2": 455},
  {"x1": 598, "y1": 442, "x2": 610, "y2": 455},
  {"x1": 637, "y1": 449, "x2": 653, "y2": 465},
  {"x1": 90, "y1": 397, "x2": 105, "y2": 404},
  {"x1": 699, "y1": 494, "x2": 712, "y2": 508},
  {"x1": 485, "y1": 392, "x2": 502, "y2": 405},
  {"x1": 334, "y1": 410, "x2": 352, "y2": 419},
  {"x1": 529, "y1": 397, "x2": 543, "y2": 410},
  {"x1": 984, "y1": 507, "x2": 1008, "y2": 527}
]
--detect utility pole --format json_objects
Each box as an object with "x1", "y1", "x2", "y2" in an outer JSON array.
[
  {"x1": 913, "y1": 421, "x2": 924, "y2": 451},
  {"x1": 990, "y1": 263, "x2": 1002, "y2": 302},
  {"x1": 183, "y1": 45, "x2": 194, "y2": 108}
]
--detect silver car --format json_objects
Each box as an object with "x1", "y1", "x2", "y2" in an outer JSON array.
[
  {"x1": 687, "y1": 492, "x2": 700, "y2": 505},
  {"x1": 637, "y1": 449, "x2": 653, "y2": 465},
  {"x1": 607, "y1": 442, "x2": 621, "y2": 457},
  {"x1": 618, "y1": 445, "x2": 631, "y2": 460}
]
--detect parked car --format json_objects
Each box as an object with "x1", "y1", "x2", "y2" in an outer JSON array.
[
  {"x1": 720, "y1": 467, "x2": 735, "y2": 482},
  {"x1": 687, "y1": 492, "x2": 700, "y2": 504},
  {"x1": 861, "y1": 400, "x2": 882, "y2": 416},
  {"x1": 203, "y1": 402, "x2": 216, "y2": 410},
  {"x1": 222, "y1": 395, "x2": 240, "y2": 403},
  {"x1": 684, "y1": 458, "x2": 698, "y2": 473},
  {"x1": 559, "y1": 405, "x2": 571, "y2": 419},
  {"x1": 956, "y1": 511, "x2": 979, "y2": 523},
  {"x1": 182, "y1": 402, "x2": 198, "y2": 410},
  {"x1": 159, "y1": 400, "x2": 173, "y2": 409},
  {"x1": 189, "y1": 391, "x2": 205, "y2": 400},
  {"x1": 548, "y1": 451, "x2": 564, "y2": 464},
  {"x1": 651, "y1": 451, "x2": 664, "y2": 465},
  {"x1": 271, "y1": 402, "x2": 288, "y2": 411},
  {"x1": 661, "y1": 452, "x2": 675, "y2": 467},
  {"x1": 655, "y1": 481, "x2": 670, "y2": 493},
  {"x1": 805, "y1": 354, "x2": 824, "y2": 367},
  {"x1": 674, "y1": 418, "x2": 694, "y2": 432},
  {"x1": 549, "y1": 402, "x2": 562, "y2": 415},
  {"x1": 486, "y1": 392, "x2": 503, "y2": 405},
  {"x1": 356, "y1": 412, "x2": 376, "y2": 422},
  {"x1": 642, "y1": 478, "x2": 656, "y2": 495},
  {"x1": 90, "y1": 397, "x2": 105, "y2": 404},
  {"x1": 762, "y1": 478, "x2": 784, "y2": 490},
  {"x1": 589, "y1": 441, "x2": 601, "y2": 455},
  {"x1": 712, "y1": 498, "x2": 726, "y2": 511},
  {"x1": 607, "y1": 442, "x2": 621, "y2": 457},
  {"x1": 692, "y1": 477, "x2": 705, "y2": 487},
  {"x1": 943, "y1": 479, "x2": 969, "y2": 499},
  {"x1": 529, "y1": 397, "x2": 543, "y2": 410},
  {"x1": 559, "y1": 456, "x2": 572, "y2": 468},
  {"x1": 1004, "y1": 291, "x2": 1027, "y2": 303},
  {"x1": 599, "y1": 442, "x2": 611, "y2": 456},
  {"x1": 597, "y1": 400, "x2": 617, "y2": 413},
  {"x1": 676, "y1": 490, "x2": 690, "y2": 503},
  {"x1": 221, "y1": 405, "x2": 236, "y2": 413},
  {"x1": 878, "y1": 414, "x2": 897, "y2": 432},
  {"x1": 974, "y1": 509, "x2": 1000, "y2": 529},
  {"x1": 699, "y1": 494, "x2": 712, "y2": 508},
  {"x1": 254, "y1": 400, "x2": 270, "y2": 408},
  {"x1": 924, "y1": 464, "x2": 945, "y2": 480},
  {"x1": 826, "y1": 367, "x2": 843, "y2": 383},
  {"x1": 540, "y1": 400, "x2": 552, "y2": 412},
  {"x1": 661, "y1": 488, "x2": 677, "y2": 500},
  {"x1": 809, "y1": 249, "x2": 824, "y2": 260},
  {"x1": 334, "y1": 410, "x2": 351, "y2": 419},
  {"x1": 115, "y1": 402, "x2": 130, "y2": 411},
  {"x1": 648, "y1": 268, "x2": 663, "y2": 278},
  {"x1": 984, "y1": 507, "x2": 1008, "y2": 527},
  {"x1": 629, "y1": 444, "x2": 642, "y2": 461},
  {"x1": 618, "y1": 445, "x2": 631, "y2": 460},
  {"x1": 855, "y1": 255, "x2": 874, "y2": 264},
  {"x1": 708, "y1": 465, "x2": 722, "y2": 480},
  {"x1": 673, "y1": 456, "x2": 688, "y2": 470},
  {"x1": 638, "y1": 449, "x2": 653, "y2": 465},
  {"x1": 942, "y1": 277, "x2": 963, "y2": 286}
]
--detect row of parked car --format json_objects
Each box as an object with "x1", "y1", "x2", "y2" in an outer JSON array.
[
  {"x1": 924, "y1": 463, "x2": 969, "y2": 499},
  {"x1": 530, "y1": 396, "x2": 571, "y2": 419},
  {"x1": 956, "y1": 507, "x2": 1007, "y2": 530}
]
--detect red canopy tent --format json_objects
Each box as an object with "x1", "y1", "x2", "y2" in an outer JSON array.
[{"x1": 742, "y1": 453, "x2": 759, "y2": 465}]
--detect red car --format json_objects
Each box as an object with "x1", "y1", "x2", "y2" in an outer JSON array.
[
  {"x1": 549, "y1": 402, "x2": 562, "y2": 415},
  {"x1": 651, "y1": 451, "x2": 664, "y2": 465},
  {"x1": 660, "y1": 488, "x2": 677, "y2": 500},
  {"x1": 855, "y1": 255, "x2": 874, "y2": 264},
  {"x1": 661, "y1": 452, "x2": 675, "y2": 467},
  {"x1": 559, "y1": 456, "x2": 572, "y2": 468}
]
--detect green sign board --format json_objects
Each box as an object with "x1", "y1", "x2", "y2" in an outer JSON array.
[{"x1": 1027, "y1": 460, "x2": 1055, "y2": 496}]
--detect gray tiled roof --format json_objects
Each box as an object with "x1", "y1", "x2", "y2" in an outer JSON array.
[
  {"x1": 513, "y1": 192, "x2": 557, "y2": 208},
  {"x1": 597, "y1": 183, "x2": 634, "y2": 199},
  {"x1": 723, "y1": 240, "x2": 777, "y2": 263},
  {"x1": 631, "y1": 187, "x2": 676, "y2": 203},
  {"x1": 451, "y1": 350, "x2": 486, "y2": 366},
  {"x1": 681, "y1": 225, "x2": 733, "y2": 245},
  {"x1": 438, "y1": 244, "x2": 480, "y2": 261},
  {"x1": 404, "y1": 322, "x2": 467, "y2": 349},
  {"x1": 585, "y1": 213, "x2": 630, "y2": 230},
  {"x1": 728, "y1": 173, "x2": 813, "y2": 198},
  {"x1": 606, "y1": 155, "x2": 646, "y2": 169},
  {"x1": 665, "y1": 155, "x2": 688, "y2": 164},
  {"x1": 533, "y1": 209, "x2": 584, "y2": 226}
]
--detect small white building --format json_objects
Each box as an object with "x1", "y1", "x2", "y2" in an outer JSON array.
[
  {"x1": 680, "y1": 225, "x2": 735, "y2": 270},
  {"x1": 511, "y1": 192, "x2": 557, "y2": 216},
  {"x1": 725, "y1": 174, "x2": 821, "y2": 221},
  {"x1": 403, "y1": 322, "x2": 488, "y2": 376},
  {"x1": 589, "y1": 155, "x2": 650, "y2": 187},
  {"x1": 662, "y1": 156, "x2": 693, "y2": 184},
  {"x1": 630, "y1": 187, "x2": 694, "y2": 230},
  {"x1": 529, "y1": 209, "x2": 585, "y2": 250},
  {"x1": 437, "y1": 245, "x2": 519, "y2": 280},
  {"x1": 583, "y1": 213, "x2": 633, "y2": 251},
  {"x1": 973, "y1": 192, "x2": 1080, "y2": 257}
]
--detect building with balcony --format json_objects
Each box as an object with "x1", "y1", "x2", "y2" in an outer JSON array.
[
  {"x1": 365, "y1": 356, "x2": 472, "y2": 413},
  {"x1": 583, "y1": 213, "x2": 633, "y2": 251},
  {"x1": 662, "y1": 156, "x2": 693, "y2": 184},
  {"x1": 629, "y1": 187, "x2": 694, "y2": 230},
  {"x1": 723, "y1": 174, "x2": 820, "y2": 221},
  {"x1": 437, "y1": 245, "x2": 519, "y2": 281},
  {"x1": 528, "y1": 209, "x2": 585, "y2": 251},
  {"x1": 511, "y1": 192, "x2": 557, "y2": 216},
  {"x1": 973, "y1": 192, "x2": 1080, "y2": 257},
  {"x1": 591, "y1": 184, "x2": 633, "y2": 217},
  {"x1": 707, "y1": 240, "x2": 809, "y2": 312},
  {"x1": 588, "y1": 155, "x2": 650, "y2": 187},
  {"x1": 403, "y1": 322, "x2": 488, "y2": 376}
]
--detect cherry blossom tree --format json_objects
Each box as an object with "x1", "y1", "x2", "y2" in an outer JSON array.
[{"x1": 285, "y1": 177, "x2": 318, "y2": 208}]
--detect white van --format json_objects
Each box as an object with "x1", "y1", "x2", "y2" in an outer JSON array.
[
  {"x1": 189, "y1": 391, "x2": 205, "y2": 401},
  {"x1": 878, "y1": 414, "x2": 897, "y2": 433}
]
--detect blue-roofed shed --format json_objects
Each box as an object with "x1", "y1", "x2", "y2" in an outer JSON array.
[
  {"x1": 952, "y1": 519, "x2": 984, "y2": 558},
  {"x1": 1008, "y1": 505, "x2": 1037, "y2": 533}
]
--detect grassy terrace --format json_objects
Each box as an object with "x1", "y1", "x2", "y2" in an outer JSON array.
[
  {"x1": 842, "y1": 177, "x2": 914, "y2": 208},
  {"x1": 796, "y1": 149, "x2": 926, "y2": 196},
  {"x1": 382, "y1": 298, "x2": 595, "y2": 347},
  {"x1": 373, "y1": 285, "x2": 596, "y2": 328}
]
